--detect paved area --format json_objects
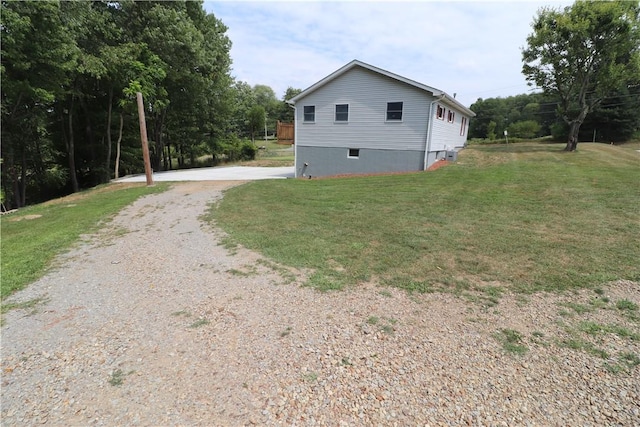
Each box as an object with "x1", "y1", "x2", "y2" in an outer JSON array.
[{"x1": 114, "y1": 166, "x2": 295, "y2": 182}]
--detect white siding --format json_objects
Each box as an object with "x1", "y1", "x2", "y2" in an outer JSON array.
[
  {"x1": 430, "y1": 103, "x2": 472, "y2": 151},
  {"x1": 296, "y1": 67, "x2": 434, "y2": 151}
]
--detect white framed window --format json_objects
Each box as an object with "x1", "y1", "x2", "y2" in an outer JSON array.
[
  {"x1": 460, "y1": 117, "x2": 467, "y2": 135},
  {"x1": 348, "y1": 148, "x2": 360, "y2": 158},
  {"x1": 303, "y1": 105, "x2": 315, "y2": 122},
  {"x1": 448, "y1": 110, "x2": 455, "y2": 123},
  {"x1": 386, "y1": 102, "x2": 403, "y2": 121},
  {"x1": 436, "y1": 105, "x2": 445, "y2": 120},
  {"x1": 335, "y1": 104, "x2": 349, "y2": 122}
]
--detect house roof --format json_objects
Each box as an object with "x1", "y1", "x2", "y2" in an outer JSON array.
[{"x1": 287, "y1": 60, "x2": 476, "y2": 117}]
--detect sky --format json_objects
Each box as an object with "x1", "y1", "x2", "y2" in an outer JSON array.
[{"x1": 203, "y1": 1, "x2": 573, "y2": 108}]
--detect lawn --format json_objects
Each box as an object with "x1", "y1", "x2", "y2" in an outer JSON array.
[
  {"x1": 1, "y1": 183, "x2": 168, "y2": 299},
  {"x1": 211, "y1": 142, "x2": 640, "y2": 293}
]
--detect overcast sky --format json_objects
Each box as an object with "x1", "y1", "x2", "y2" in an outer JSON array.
[{"x1": 203, "y1": 1, "x2": 573, "y2": 108}]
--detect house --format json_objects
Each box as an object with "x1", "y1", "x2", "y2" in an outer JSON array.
[{"x1": 286, "y1": 60, "x2": 475, "y2": 178}]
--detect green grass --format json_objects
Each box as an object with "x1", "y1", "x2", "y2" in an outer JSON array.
[
  {"x1": 494, "y1": 328, "x2": 528, "y2": 355},
  {"x1": 617, "y1": 299, "x2": 638, "y2": 312},
  {"x1": 1, "y1": 183, "x2": 168, "y2": 299},
  {"x1": 211, "y1": 142, "x2": 640, "y2": 293},
  {"x1": 189, "y1": 318, "x2": 210, "y2": 328}
]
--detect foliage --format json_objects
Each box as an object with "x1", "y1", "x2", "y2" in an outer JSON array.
[
  {"x1": 508, "y1": 120, "x2": 541, "y2": 139},
  {"x1": 522, "y1": 0, "x2": 640, "y2": 150},
  {"x1": 248, "y1": 105, "x2": 266, "y2": 143},
  {"x1": 1, "y1": 0, "x2": 232, "y2": 208},
  {"x1": 211, "y1": 143, "x2": 640, "y2": 294}
]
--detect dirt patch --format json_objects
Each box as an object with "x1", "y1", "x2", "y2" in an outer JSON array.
[{"x1": 9, "y1": 214, "x2": 42, "y2": 222}]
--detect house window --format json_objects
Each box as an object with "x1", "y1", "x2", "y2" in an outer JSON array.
[
  {"x1": 335, "y1": 104, "x2": 349, "y2": 122},
  {"x1": 448, "y1": 110, "x2": 455, "y2": 123},
  {"x1": 460, "y1": 117, "x2": 467, "y2": 136},
  {"x1": 348, "y1": 148, "x2": 360, "y2": 158},
  {"x1": 436, "y1": 105, "x2": 445, "y2": 120},
  {"x1": 386, "y1": 102, "x2": 403, "y2": 121},
  {"x1": 303, "y1": 105, "x2": 315, "y2": 122}
]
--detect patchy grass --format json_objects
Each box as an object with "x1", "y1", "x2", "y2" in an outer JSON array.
[
  {"x1": 108, "y1": 368, "x2": 134, "y2": 386},
  {"x1": 189, "y1": 318, "x2": 210, "y2": 328},
  {"x1": 211, "y1": 143, "x2": 639, "y2": 293},
  {"x1": 494, "y1": 329, "x2": 528, "y2": 355},
  {"x1": 1, "y1": 183, "x2": 168, "y2": 299},
  {"x1": 617, "y1": 299, "x2": 638, "y2": 312}
]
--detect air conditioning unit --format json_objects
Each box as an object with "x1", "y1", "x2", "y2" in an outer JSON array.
[{"x1": 446, "y1": 151, "x2": 458, "y2": 162}]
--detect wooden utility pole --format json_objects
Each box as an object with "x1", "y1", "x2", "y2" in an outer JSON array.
[{"x1": 136, "y1": 92, "x2": 154, "y2": 186}]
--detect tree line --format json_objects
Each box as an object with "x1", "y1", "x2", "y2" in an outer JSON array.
[
  {"x1": 468, "y1": 87, "x2": 640, "y2": 142},
  {"x1": 1, "y1": 0, "x2": 300, "y2": 209}
]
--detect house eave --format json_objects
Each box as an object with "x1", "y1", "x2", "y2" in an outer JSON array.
[{"x1": 286, "y1": 59, "x2": 476, "y2": 117}]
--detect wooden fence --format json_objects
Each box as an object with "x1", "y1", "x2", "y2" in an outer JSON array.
[{"x1": 276, "y1": 121, "x2": 294, "y2": 145}]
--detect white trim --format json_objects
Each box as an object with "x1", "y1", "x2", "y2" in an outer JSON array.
[
  {"x1": 424, "y1": 95, "x2": 445, "y2": 170},
  {"x1": 303, "y1": 105, "x2": 316, "y2": 123},
  {"x1": 385, "y1": 101, "x2": 404, "y2": 122},
  {"x1": 334, "y1": 103, "x2": 349, "y2": 123},
  {"x1": 347, "y1": 148, "x2": 360, "y2": 158}
]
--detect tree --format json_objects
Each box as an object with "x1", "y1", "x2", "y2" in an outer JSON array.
[
  {"x1": 252, "y1": 84, "x2": 278, "y2": 133},
  {"x1": 276, "y1": 87, "x2": 302, "y2": 123},
  {"x1": 1, "y1": 0, "x2": 78, "y2": 207},
  {"x1": 248, "y1": 105, "x2": 265, "y2": 144},
  {"x1": 507, "y1": 120, "x2": 541, "y2": 139},
  {"x1": 522, "y1": 0, "x2": 640, "y2": 151},
  {"x1": 2, "y1": 0, "x2": 234, "y2": 207}
]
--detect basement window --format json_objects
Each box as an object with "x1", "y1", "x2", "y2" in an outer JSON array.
[
  {"x1": 436, "y1": 105, "x2": 445, "y2": 120},
  {"x1": 386, "y1": 102, "x2": 403, "y2": 121},
  {"x1": 303, "y1": 105, "x2": 315, "y2": 122},
  {"x1": 348, "y1": 148, "x2": 360, "y2": 158},
  {"x1": 335, "y1": 104, "x2": 349, "y2": 122}
]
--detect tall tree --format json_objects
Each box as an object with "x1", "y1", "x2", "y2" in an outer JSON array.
[
  {"x1": 522, "y1": 0, "x2": 640, "y2": 151},
  {"x1": 1, "y1": 0, "x2": 78, "y2": 207}
]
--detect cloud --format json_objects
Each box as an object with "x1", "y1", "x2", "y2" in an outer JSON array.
[{"x1": 205, "y1": 1, "x2": 573, "y2": 107}]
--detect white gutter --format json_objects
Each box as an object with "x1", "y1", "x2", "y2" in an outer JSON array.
[
  {"x1": 289, "y1": 103, "x2": 298, "y2": 177},
  {"x1": 423, "y1": 95, "x2": 445, "y2": 171}
]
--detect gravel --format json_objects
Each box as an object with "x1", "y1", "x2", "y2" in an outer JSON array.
[{"x1": 2, "y1": 181, "x2": 639, "y2": 426}]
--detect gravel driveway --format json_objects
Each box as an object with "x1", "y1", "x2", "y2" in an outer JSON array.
[{"x1": 2, "y1": 182, "x2": 639, "y2": 426}]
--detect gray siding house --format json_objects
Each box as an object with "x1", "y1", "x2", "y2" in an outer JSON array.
[{"x1": 287, "y1": 60, "x2": 475, "y2": 178}]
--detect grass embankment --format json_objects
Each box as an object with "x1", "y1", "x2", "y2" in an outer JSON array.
[
  {"x1": 212, "y1": 142, "x2": 640, "y2": 293},
  {"x1": 1, "y1": 183, "x2": 168, "y2": 299}
]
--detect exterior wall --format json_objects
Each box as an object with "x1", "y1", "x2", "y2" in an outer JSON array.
[
  {"x1": 296, "y1": 146, "x2": 426, "y2": 178},
  {"x1": 430, "y1": 102, "x2": 472, "y2": 151},
  {"x1": 295, "y1": 67, "x2": 434, "y2": 152},
  {"x1": 293, "y1": 65, "x2": 473, "y2": 177}
]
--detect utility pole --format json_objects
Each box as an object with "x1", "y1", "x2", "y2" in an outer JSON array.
[{"x1": 136, "y1": 92, "x2": 154, "y2": 186}]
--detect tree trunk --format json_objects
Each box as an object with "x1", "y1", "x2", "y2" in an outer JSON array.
[
  {"x1": 564, "y1": 122, "x2": 580, "y2": 151},
  {"x1": 11, "y1": 159, "x2": 21, "y2": 209},
  {"x1": 152, "y1": 110, "x2": 166, "y2": 172},
  {"x1": 67, "y1": 95, "x2": 79, "y2": 193},
  {"x1": 105, "y1": 86, "x2": 113, "y2": 182},
  {"x1": 166, "y1": 140, "x2": 172, "y2": 170},
  {"x1": 20, "y1": 146, "x2": 27, "y2": 207},
  {"x1": 115, "y1": 112, "x2": 123, "y2": 179},
  {"x1": 563, "y1": 105, "x2": 590, "y2": 152}
]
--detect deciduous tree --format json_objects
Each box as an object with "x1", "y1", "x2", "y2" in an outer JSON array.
[{"x1": 522, "y1": 0, "x2": 640, "y2": 151}]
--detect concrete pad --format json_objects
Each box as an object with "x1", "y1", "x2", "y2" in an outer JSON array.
[{"x1": 114, "y1": 166, "x2": 295, "y2": 183}]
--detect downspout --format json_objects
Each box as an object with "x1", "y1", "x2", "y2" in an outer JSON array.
[
  {"x1": 288, "y1": 102, "x2": 298, "y2": 177},
  {"x1": 423, "y1": 95, "x2": 446, "y2": 171}
]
